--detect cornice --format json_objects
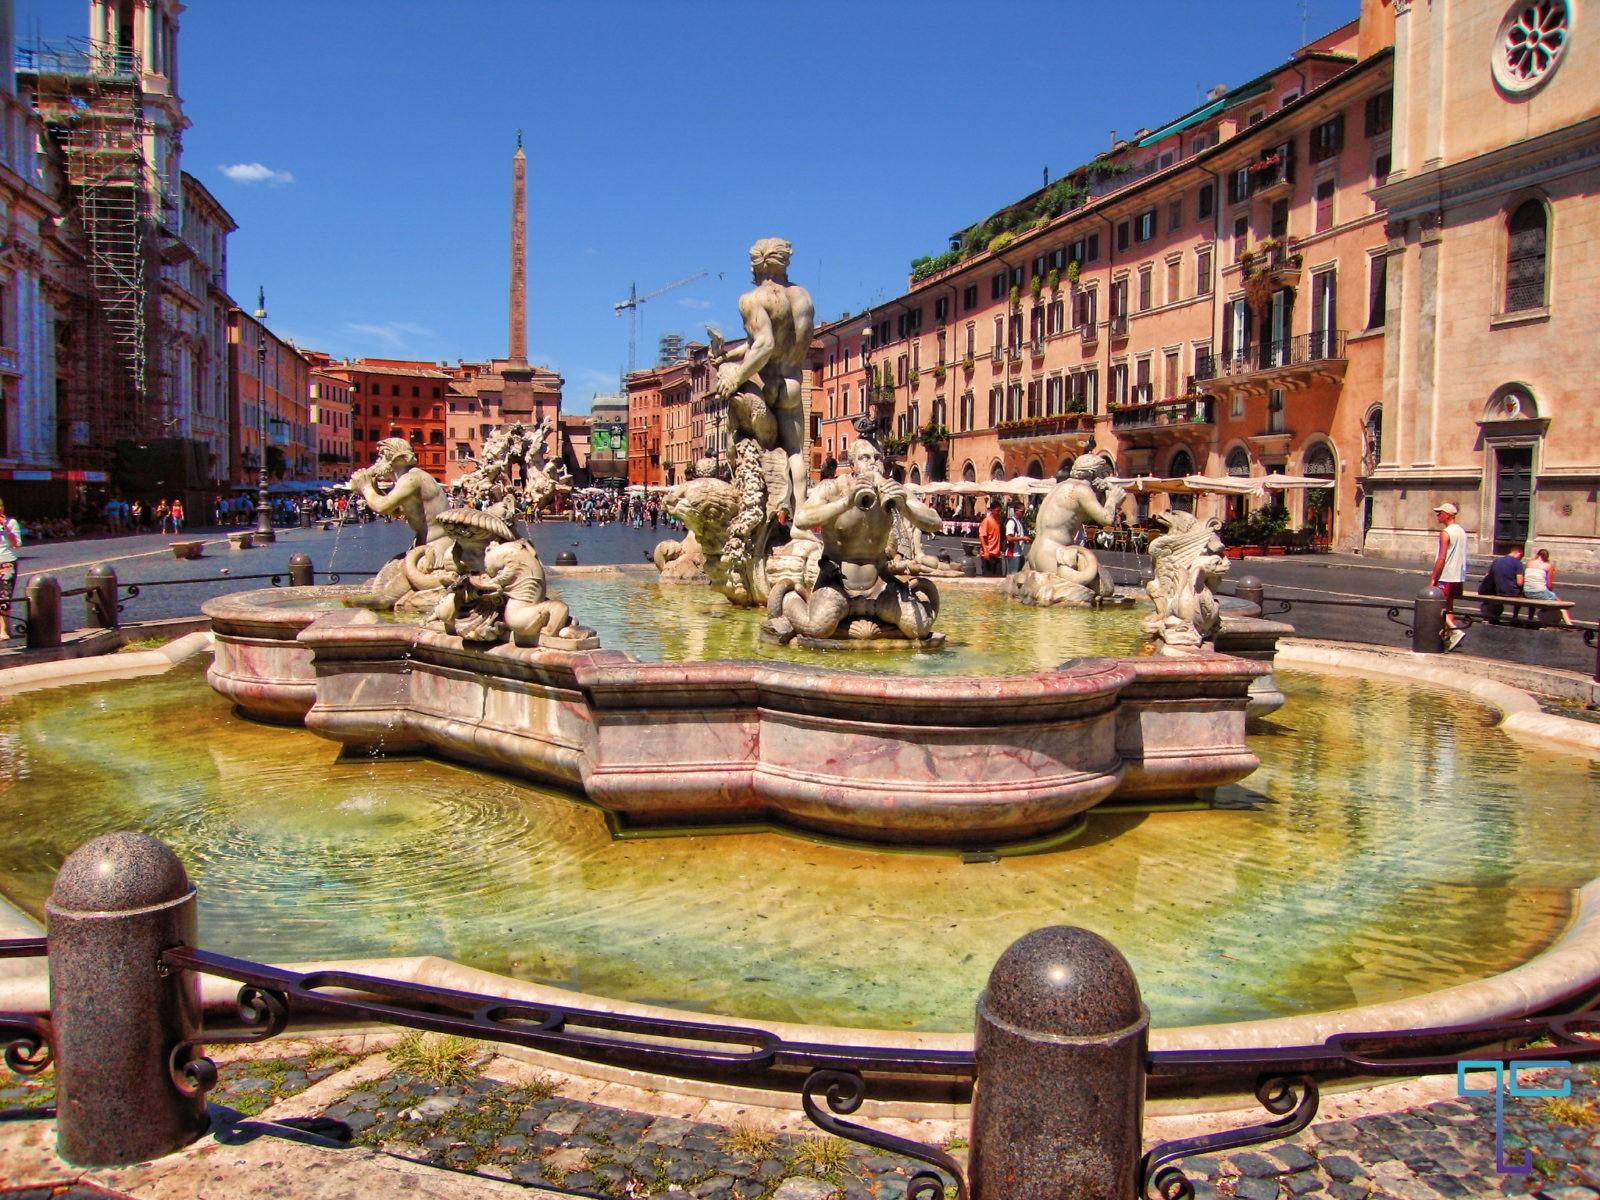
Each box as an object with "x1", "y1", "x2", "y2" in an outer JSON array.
[{"x1": 1374, "y1": 116, "x2": 1600, "y2": 220}]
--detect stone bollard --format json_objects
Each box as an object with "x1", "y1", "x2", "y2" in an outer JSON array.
[
  {"x1": 1233, "y1": 574, "x2": 1264, "y2": 617},
  {"x1": 1413, "y1": 585, "x2": 1447, "y2": 653},
  {"x1": 85, "y1": 564, "x2": 119, "y2": 629},
  {"x1": 287, "y1": 552, "x2": 314, "y2": 587},
  {"x1": 970, "y1": 927, "x2": 1148, "y2": 1199},
  {"x1": 556, "y1": 551, "x2": 578, "y2": 566},
  {"x1": 47, "y1": 833, "x2": 208, "y2": 1166},
  {"x1": 24, "y1": 574, "x2": 61, "y2": 649}
]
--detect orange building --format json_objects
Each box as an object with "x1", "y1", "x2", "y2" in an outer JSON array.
[
  {"x1": 625, "y1": 369, "x2": 662, "y2": 487},
  {"x1": 443, "y1": 358, "x2": 563, "y2": 486},
  {"x1": 300, "y1": 351, "x2": 353, "y2": 484},
  {"x1": 817, "y1": 7, "x2": 1396, "y2": 543},
  {"x1": 227, "y1": 307, "x2": 313, "y2": 485},
  {"x1": 328, "y1": 359, "x2": 451, "y2": 478}
]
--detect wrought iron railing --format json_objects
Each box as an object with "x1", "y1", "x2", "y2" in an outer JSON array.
[
  {"x1": 1195, "y1": 330, "x2": 1347, "y2": 381},
  {"x1": 1110, "y1": 397, "x2": 1213, "y2": 431}
]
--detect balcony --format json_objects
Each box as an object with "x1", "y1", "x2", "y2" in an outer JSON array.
[
  {"x1": 1194, "y1": 330, "x2": 1348, "y2": 397},
  {"x1": 1107, "y1": 314, "x2": 1129, "y2": 341},
  {"x1": 1029, "y1": 338, "x2": 1046, "y2": 358},
  {"x1": 1110, "y1": 396, "x2": 1214, "y2": 439},
  {"x1": 1007, "y1": 345, "x2": 1023, "y2": 364},
  {"x1": 1079, "y1": 321, "x2": 1099, "y2": 345},
  {"x1": 998, "y1": 412, "x2": 1096, "y2": 442},
  {"x1": 1251, "y1": 154, "x2": 1293, "y2": 198}
]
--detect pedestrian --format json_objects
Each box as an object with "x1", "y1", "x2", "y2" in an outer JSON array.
[
  {"x1": 171, "y1": 498, "x2": 185, "y2": 532},
  {"x1": 1429, "y1": 501, "x2": 1468, "y2": 651},
  {"x1": 1523, "y1": 548, "x2": 1576, "y2": 627},
  {"x1": 1004, "y1": 500, "x2": 1030, "y2": 576},
  {"x1": 1479, "y1": 544, "x2": 1524, "y2": 624},
  {"x1": 978, "y1": 500, "x2": 1004, "y2": 577},
  {"x1": 0, "y1": 498, "x2": 19, "y2": 639}
]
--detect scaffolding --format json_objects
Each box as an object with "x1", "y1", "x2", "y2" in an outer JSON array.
[{"x1": 20, "y1": 37, "x2": 156, "y2": 450}]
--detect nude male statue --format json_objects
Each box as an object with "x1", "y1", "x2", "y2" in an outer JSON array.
[
  {"x1": 1009, "y1": 449, "x2": 1128, "y2": 606},
  {"x1": 767, "y1": 438, "x2": 942, "y2": 641},
  {"x1": 710, "y1": 237, "x2": 816, "y2": 518},
  {"x1": 349, "y1": 437, "x2": 449, "y2": 547}
]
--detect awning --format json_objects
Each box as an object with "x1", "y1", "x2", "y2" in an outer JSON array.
[
  {"x1": 1138, "y1": 98, "x2": 1226, "y2": 146},
  {"x1": 1261, "y1": 474, "x2": 1335, "y2": 490}
]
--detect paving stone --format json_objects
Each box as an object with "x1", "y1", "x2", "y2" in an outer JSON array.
[
  {"x1": 646, "y1": 1116, "x2": 699, "y2": 1146},
  {"x1": 1266, "y1": 1144, "x2": 1318, "y2": 1173},
  {"x1": 1235, "y1": 1152, "x2": 1284, "y2": 1178},
  {"x1": 1327, "y1": 1184, "x2": 1370, "y2": 1200},
  {"x1": 401, "y1": 1095, "x2": 460, "y2": 1121},
  {"x1": 1284, "y1": 1169, "x2": 1324, "y2": 1195},
  {"x1": 1235, "y1": 1178, "x2": 1282, "y2": 1200},
  {"x1": 691, "y1": 1178, "x2": 736, "y2": 1200},
  {"x1": 771, "y1": 1180, "x2": 839, "y2": 1200},
  {"x1": 1320, "y1": 1154, "x2": 1365, "y2": 1181},
  {"x1": 544, "y1": 1109, "x2": 583, "y2": 1136},
  {"x1": 1539, "y1": 1188, "x2": 1600, "y2": 1200},
  {"x1": 1185, "y1": 1155, "x2": 1223, "y2": 1179},
  {"x1": 1314, "y1": 1122, "x2": 1362, "y2": 1146}
]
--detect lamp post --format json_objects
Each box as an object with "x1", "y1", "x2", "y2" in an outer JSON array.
[
  {"x1": 853, "y1": 325, "x2": 879, "y2": 441},
  {"x1": 252, "y1": 286, "x2": 275, "y2": 543}
]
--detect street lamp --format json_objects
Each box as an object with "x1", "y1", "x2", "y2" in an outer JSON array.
[
  {"x1": 852, "y1": 324, "x2": 879, "y2": 441},
  {"x1": 253, "y1": 286, "x2": 276, "y2": 543}
]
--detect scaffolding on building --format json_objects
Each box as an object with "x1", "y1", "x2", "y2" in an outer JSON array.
[{"x1": 19, "y1": 37, "x2": 158, "y2": 452}]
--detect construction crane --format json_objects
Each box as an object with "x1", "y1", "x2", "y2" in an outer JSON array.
[{"x1": 614, "y1": 270, "x2": 708, "y2": 376}]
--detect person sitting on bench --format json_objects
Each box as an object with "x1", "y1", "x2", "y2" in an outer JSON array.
[
  {"x1": 1479, "y1": 544, "x2": 1525, "y2": 623},
  {"x1": 1523, "y1": 548, "x2": 1576, "y2": 627}
]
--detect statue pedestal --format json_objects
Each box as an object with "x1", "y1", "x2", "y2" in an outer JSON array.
[{"x1": 758, "y1": 623, "x2": 946, "y2": 652}]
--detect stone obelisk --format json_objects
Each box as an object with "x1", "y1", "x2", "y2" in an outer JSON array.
[{"x1": 509, "y1": 130, "x2": 528, "y2": 366}]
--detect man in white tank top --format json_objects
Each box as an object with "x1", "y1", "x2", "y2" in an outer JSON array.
[{"x1": 1428, "y1": 501, "x2": 1468, "y2": 651}]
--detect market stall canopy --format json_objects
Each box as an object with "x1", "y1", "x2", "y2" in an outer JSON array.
[{"x1": 1260, "y1": 474, "x2": 1336, "y2": 490}]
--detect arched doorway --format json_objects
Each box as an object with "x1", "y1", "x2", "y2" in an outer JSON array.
[
  {"x1": 961, "y1": 460, "x2": 976, "y2": 482},
  {"x1": 1025, "y1": 458, "x2": 1044, "y2": 479},
  {"x1": 1303, "y1": 441, "x2": 1336, "y2": 545},
  {"x1": 1168, "y1": 449, "x2": 1196, "y2": 514},
  {"x1": 1482, "y1": 384, "x2": 1543, "y2": 546},
  {"x1": 1225, "y1": 447, "x2": 1252, "y2": 523},
  {"x1": 989, "y1": 460, "x2": 1005, "y2": 481}
]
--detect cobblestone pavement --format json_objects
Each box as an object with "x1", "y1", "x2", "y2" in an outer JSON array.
[{"x1": 10, "y1": 1050, "x2": 1600, "y2": 1198}]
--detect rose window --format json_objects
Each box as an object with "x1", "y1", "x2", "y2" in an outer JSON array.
[{"x1": 1494, "y1": 1, "x2": 1571, "y2": 94}]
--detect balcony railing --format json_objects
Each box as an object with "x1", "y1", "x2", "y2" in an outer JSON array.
[
  {"x1": 1130, "y1": 383, "x2": 1153, "y2": 405},
  {"x1": 1195, "y1": 330, "x2": 1347, "y2": 381},
  {"x1": 997, "y1": 412, "x2": 1095, "y2": 440},
  {"x1": 1080, "y1": 321, "x2": 1099, "y2": 343},
  {"x1": 1107, "y1": 315, "x2": 1129, "y2": 339},
  {"x1": 1030, "y1": 338, "x2": 1046, "y2": 357},
  {"x1": 1110, "y1": 397, "x2": 1214, "y2": 432}
]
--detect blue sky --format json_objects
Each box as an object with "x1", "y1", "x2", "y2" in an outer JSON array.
[{"x1": 22, "y1": 0, "x2": 1356, "y2": 412}]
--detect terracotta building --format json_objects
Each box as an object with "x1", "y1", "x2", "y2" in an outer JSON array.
[
  {"x1": 328, "y1": 360, "x2": 451, "y2": 478},
  {"x1": 300, "y1": 351, "x2": 353, "y2": 484},
  {"x1": 443, "y1": 358, "x2": 562, "y2": 487},
  {"x1": 1367, "y1": 0, "x2": 1600, "y2": 565},
  {"x1": 817, "y1": 8, "x2": 1397, "y2": 544},
  {"x1": 228, "y1": 306, "x2": 312, "y2": 486}
]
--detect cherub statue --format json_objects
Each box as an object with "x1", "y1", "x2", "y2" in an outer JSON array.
[
  {"x1": 427, "y1": 508, "x2": 517, "y2": 642},
  {"x1": 481, "y1": 537, "x2": 587, "y2": 646},
  {"x1": 1143, "y1": 509, "x2": 1228, "y2": 655},
  {"x1": 1008, "y1": 450, "x2": 1127, "y2": 607}
]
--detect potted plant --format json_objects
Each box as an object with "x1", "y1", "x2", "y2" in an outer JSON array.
[
  {"x1": 1009, "y1": 284, "x2": 1021, "y2": 311},
  {"x1": 1030, "y1": 275, "x2": 1043, "y2": 301},
  {"x1": 909, "y1": 367, "x2": 919, "y2": 389},
  {"x1": 933, "y1": 364, "x2": 947, "y2": 383},
  {"x1": 1047, "y1": 267, "x2": 1061, "y2": 294},
  {"x1": 917, "y1": 421, "x2": 951, "y2": 451},
  {"x1": 1066, "y1": 259, "x2": 1081, "y2": 286}
]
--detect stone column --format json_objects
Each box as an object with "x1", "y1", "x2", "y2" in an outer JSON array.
[
  {"x1": 970, "y1": 926, "x2": 1148, "y2": 1199},
  {"x1": 47, "y1": 833, "x2": 208, "y2": 1166}
]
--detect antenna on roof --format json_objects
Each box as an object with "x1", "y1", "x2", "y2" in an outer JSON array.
[{"x1": 1300, "y1": 0, "x2": 1311, "y2": 46}]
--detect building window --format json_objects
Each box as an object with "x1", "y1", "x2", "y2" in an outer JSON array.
[
  {"x1": 1372, "y1": 153, "x2": 1392, "y2": 192},
  {"x1": 963, "y1": 284, "x2": 978, "y2": 311},
  {"x1": 1165, "y1": 258, "x2": 1180, "y2": 304},
  {"x1": 1137, "y1": 266, "x2": 1153, "y2": 312},
  {"x1": 1164, "y1": 350, "x2": 1180, "y2": 398},
  {"x1": 1228, "y1": 166, "x2": 1252, "y2": 205},
  {"x1": 992, "y1": 315, "x2": 1005, "y2": 354},
  {"x1": 1167, "y1": 198, "x2": 1183, "y2": 232},
  {"x1": 1135, "y1": 209, "x2": 1156, "y2": 242},
  {"x1": 1309, "y1": 114, "x2": 1345, "y2": 163},
  {"x1": 1196, "y1": 247, "x2": 1213, "y2": 296},
  {"x1": 1116, "y1": 220, "x2": 1131, "y2": 253},
  {"x1": 1367, "y1": 254, "x2": 1388, "y2": 329},
  {"x1": 991, "y1": 271, "x2": 1006, "y2": 301},
  {"x1": 1232, "y1": 216, "x2": 1249, "y2": 263},
  {"x1": 1504, "y1": 199, "x2": 1548, "y2": 312},
  {"x1": 1197, "y1": 183, "x2": 1215, "y2": 221},
  {"x1": 1110, "y1": 361, "x2": 1128, "y2": 407},
  {"x1": 1493, "y1": 0, "x2": 1571, "y2": 94},
  {"x1": 1314, "y1": 178, "x2": 1336, "y2": 233},
  {"x1": 1364, "y1": 89, "x2": 1394, "y2": 136}
]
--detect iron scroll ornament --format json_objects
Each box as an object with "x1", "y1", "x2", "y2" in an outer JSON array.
[
  {"x1": 167, "y1": 984, "x2": 291, "y2": 1098},
  {"x1": 1139, "y1": 1073, "x2": 1319, "y2": 1200},
  {"x1": 0, "y1": 1014, "x2": 52, "y2": 1077},
  {"x1": 800, "y1": 1069, "x2": 967, "y2": 1200}
]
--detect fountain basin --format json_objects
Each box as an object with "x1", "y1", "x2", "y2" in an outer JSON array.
[{"x1": 205, "y1": 587, "x2": 1267, "y2": 845}]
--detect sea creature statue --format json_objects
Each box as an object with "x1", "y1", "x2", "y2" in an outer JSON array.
[
  {"x1": 708, "y1": 237, "x2": 816, "y2": 606},
  {"x1": 653, "y1": 458, "x2": 731, "y2": 585},
  {"x1": 349, "y1": 437, "x2": 453, "y2": 609},
  {"x1": 1143, "y1": 509, "x2": 1228, "y2": 655},
  {"x1": 519, "y1": 416, "x2": 569, "y2": 516},
  {"x1": 425, "y1": 508, "x2": 597, "y2": 649},
  {"x1": 888, "y1": 507, "x2": 966, "y2": 578},
  {"x1": 1007, "y1": 450, "x2": 1128, "y2": 608},
  {"x1": 763, "y1": 438, "x2": 942, "y2": 645}
]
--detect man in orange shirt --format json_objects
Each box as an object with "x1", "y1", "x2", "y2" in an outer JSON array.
[{"x1": 978, "y1": 501, "x2": 1004, "y2": 577}]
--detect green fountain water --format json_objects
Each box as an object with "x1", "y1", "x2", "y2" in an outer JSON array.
[{"x1": 3, "y1": 580, "x2": 1597, "y2": 1031}]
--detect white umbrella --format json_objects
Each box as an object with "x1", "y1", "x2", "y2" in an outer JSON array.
[{"x1": 1260, "y1": 474, "x2": 1335, "y2": 490}]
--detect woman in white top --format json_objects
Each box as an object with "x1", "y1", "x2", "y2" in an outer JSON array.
[
  {"x1": 1524, "y1": 548, "x2": 1575, "y2": 626},
  {"x1": 0, "y1": 498, "x2": 20, "y2": 640}
]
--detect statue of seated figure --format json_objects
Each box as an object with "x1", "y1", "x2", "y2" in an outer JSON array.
[{"x1": 1007, "y1": 450, "x2": 1128, "y2": 608}]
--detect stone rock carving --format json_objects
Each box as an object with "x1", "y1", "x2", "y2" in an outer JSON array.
[
  {"x1": 763, "y1": 438, "x2": 943, "y2": 646},
  {"x1": 349, "y1": 437, "x2": 453, "y2": 609},
  {"x1": 1007, "y1": 450, "x2": 1128, "y2": 608},
  {"x1": 426, "y1": 508, "x2": 597, "y2": 649},
  {"x1": 457, "y1": 417, "x2": 568, "y2": 516},
  {"x1": 653, "y1": 458, "x2": 731, "y2": 586},
  {"x1": 707, "y1": 238, "x2": 816, "y2": 606},
  {"x1": 1143, "y1": 509, "x2": 1227, "y2": 655}
]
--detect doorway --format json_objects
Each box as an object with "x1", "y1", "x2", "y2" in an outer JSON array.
[{"x1": 1493, "y1": 446, "x2": 1533, "y2": 547}]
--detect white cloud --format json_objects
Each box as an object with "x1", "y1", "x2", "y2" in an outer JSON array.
[
  {"x1": 344, "y1": 320, "x2": 434, "y2": 350},
  {"x1": 675, "y1": 297, "x2": 713, "y2": 310},
  {"x1": 219, "y1": 162, "x2": 295, "y2": 186}
]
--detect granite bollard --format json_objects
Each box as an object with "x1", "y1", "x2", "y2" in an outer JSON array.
[
  {"x1": 23, "y1": 574, "x2": 61, "y2": 649},
  {"x1": 85, "y1": 564, "x2": 119, "y2": 630},
  {"x1": 1413, "y1": 585, "x2": 1447, "y2": 653},
  {"x1": 970, "y1": 926, "x2": 1148, "y2": 1199},
  {"x1": 1233, "y1": 574, "x2": 1264, "y2": 618},
  {"x1": 46, "y1": 833, "x2": 209, "y2": 1166},
  {"x1": 287, "y1": 552, "x2": 314, "y2": 587}
]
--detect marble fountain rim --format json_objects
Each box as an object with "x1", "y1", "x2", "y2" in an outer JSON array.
[{"x1": 4, "y1": 630, "x2": 1600, "y2": 1093}]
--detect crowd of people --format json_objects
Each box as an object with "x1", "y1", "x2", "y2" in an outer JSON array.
[
  {"x1": 568, "y1": 492, "x2": 679, "y2": 531},
  {"x1": 1428, "y1": 501, "x2": 1575, "y2": 649}
]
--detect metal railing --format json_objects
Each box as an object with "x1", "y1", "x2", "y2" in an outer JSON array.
[
  {"x1": 1195, "y1": 330, "x2": 1347, "y2": 381},
  {"x1": 997, "y1": 413, "x2": 1095, "y2": 440},
  {"x1": 1110, "y1": 396, "x2": 1214, "y2": 431}
]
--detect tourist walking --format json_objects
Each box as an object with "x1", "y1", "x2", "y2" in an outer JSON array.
[
  {"x1": 1004, "y1": 500, "x2": 1030, "y2": 576},
  {"x1": 0, "y1": 499, "x2": 20, "y2": 639},
  {"x1": 978, "y1": 501, "x2": 1003, "y2": 577},
  {"x1": 1429, "y1": 501, "x2": 1468, "y2": 651},
  {"x1": 1524, "y1": 548, "x2": 1576, "y2": 626},
  {"x1": 170, "y1": 498, "x2": 185, "y2": 532}
]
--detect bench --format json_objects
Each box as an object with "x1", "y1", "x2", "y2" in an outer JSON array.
[
  {"x1": 227, "y1": 531, "x2": 254, "y2": 550},
  {"x1": 1462, "y1": 590, "x2": 1574, "y2": 626},
  {"x1": 169, "y1": 540, "x2": 205, "y2": 560}
]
